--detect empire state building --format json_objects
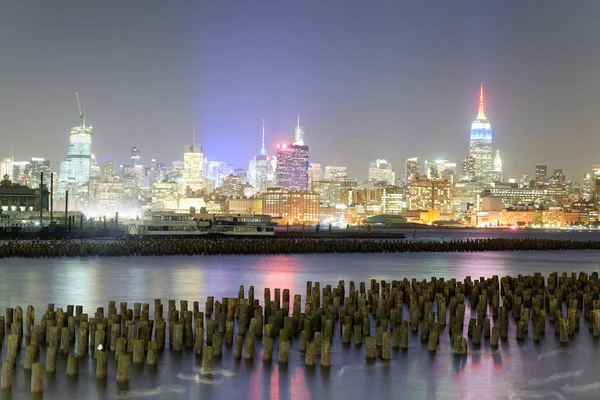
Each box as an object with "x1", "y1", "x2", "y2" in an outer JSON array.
[{"x1": 469, "y1": 84, "x2": 493, "y2": 183}]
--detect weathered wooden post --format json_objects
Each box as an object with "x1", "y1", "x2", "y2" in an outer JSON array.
[
  {"x1": 116, "y1": 354, "x2": 130, "y2": 383},
  {"x1": 66, "y1": 355, "x2": 79, "y2": 376},
  {"x1": 147, "y1": 341, "x2": 159, "y2": 365},
  {"x1": 96, "y1": 351, "x2": 108, "y2": 379},
  {"x1": 202, "y1": 346, "x2": 214, "y2": 372},
  {"x1": 0, "y1": 360, "x2": 15, "y2": 390},
  {"x1": 30, "y1": 363, "x2": 44, "y2": 393}
]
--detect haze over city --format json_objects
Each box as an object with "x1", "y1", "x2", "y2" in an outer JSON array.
[{"x1": 1, "y1": 0, "x2": 599, "y2": 180}]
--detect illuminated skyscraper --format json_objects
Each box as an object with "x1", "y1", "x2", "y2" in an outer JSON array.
[
  {"x1": 424, "y1": 160, "x2": 456, "y2": 183},
  {"x1": 275, "y1": 119, "x2": 309, "y2": 191},
  {"x1": 248, "y1": 120, "x2": 276, "y2": 191},
  {"x1": 535, "y1": 163, "x2": 548, "y2": 184},
  {"x1": 404, "y1": 157, "x2": 420, "y2": 185},
  {"x1": 294, "y1": 116, "x2": 304, "y2": 146},
  {"x1": 28, "y1": 158, "x2": 51, "y2": 189},
  {"x1": 323, "y1": 166, "x2": 347, "y2": 180},
  {"x1": 182, "y1": 141, "x2": 204, "y2": 195},
  {"x1": 491, "y1": 150, "x2": 503, "y2": 182},
  {"x1": 57, "y1": 93, "x2": 93, "y2": 210},
  {"x1": 131, "y1": 146, "x2": 141, "y2": 164},
  {"x1": 276, "y1": 144, "x2": 309, "y2": 191},
  {"x1": 469, "y1": 84, "x2": 493, "y2": 183},
  {"x1": 368, "y1": 159, "x2": 395, "y2": 186}
]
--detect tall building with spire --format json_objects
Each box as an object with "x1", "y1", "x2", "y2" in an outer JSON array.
[
  {"x1": 491, "y1": 150, "x2": 503, "y2": 182},
  {"x1": 57, "y1": 93, "x2": 93, "y2": 210},
  {"x1": 469, "y1": 84, "x2": 493, "y2": 184},
  {"x1": 276, "y1": 118, "x2": 309, "y2": 191},
  {"x1": 294, "y1": 116, "x2": 304, "y2": 146},
  {"x1": 182, "y1": 124, "x2": 205, "y2": 195},
  {"x1": 248, "y1": 119, "x2": 276, "y2": 192}
]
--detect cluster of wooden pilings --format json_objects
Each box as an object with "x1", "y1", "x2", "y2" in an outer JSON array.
[
  {"x1": 2, "y1": 237, "x2": 600, "y2": 258},
  {"x1": 2, "y1": 271, "x2": 600, "y2": 393}
]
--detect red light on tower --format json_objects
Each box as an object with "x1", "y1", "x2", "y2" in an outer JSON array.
[{"x1": 282, "y1": 144, "x2": 287, "y2": 149}]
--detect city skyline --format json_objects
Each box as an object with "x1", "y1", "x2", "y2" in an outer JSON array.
[{"x1": 1, "y1": 1, "x2": 599, "y2": 181}]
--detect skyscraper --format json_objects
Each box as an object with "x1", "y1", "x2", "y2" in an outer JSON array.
[
  {"x1": 294, "y1": 116, "x2": 304, "y2": 146},
  {"x1": 461, "y1": 155, "x2": 476, "y2": 182},
  {"x1": 57, "y1": 93, "x2": 93, "y2": 210},
  {"x1": 182, "y1": 141, "x2": 204, "y2": 195},
  {"x1": 424, "y1": 160, "x2": 456, "y2": 183},
  {"x1": 535, "y1": 163, "x2": 548, "y2": 184},
  {"x1": 131, "y1": 146, "x2": 141, "y2": 164},
  {"x1": 102, "y1": 161, "x2": 115, "y2": 182},
  {"x1": 324, "y1": 166, "x2": 347, "y2": 180},
  {"x1": 491, "y1": 150, "x2": 503, "y2": 182},
  {"x1": 404, "y1": 157, "x2": 420, "y2": 185},
  {"x1": 275, "y1": 119, "x2": 309, "y2": 191},
  {"x1": 368, "y1": 159, "x2": 395, "y2": 186},
  {"x1": 248, "y1": 120, "x2": 276, "y2": 192},
  {"x1": 276, "y1": 144, "x2": 309, "y2": 191},
  {"x1": 28, "y1": 157, "x2": 51, "y2": 189},
  {"x1": 469, "y1": 84, "x2": 493, "y2": 184}
]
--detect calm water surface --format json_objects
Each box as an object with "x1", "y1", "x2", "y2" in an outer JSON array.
[{"x1": 1, "y1": 249, "x2": 600, "y2": 399}]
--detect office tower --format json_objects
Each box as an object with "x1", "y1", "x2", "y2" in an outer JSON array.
[
  {"x1": 102, "y1": 161, "x2": 115, "y2": 182},
  {"x1": 276, "y1": 144, "x2": 309, "y2": 191},
  {"x1": 183, "y1": 141, "x2": 204, "y2": 195},
  {"x1": 28, "y1": 158, "x2": 51, "y2": 189},
  {"x1": 1, "y1": 158, "x2": 14, "y2": 182},
  {"x1": 535, "y1": 163, "x2": 548, "y2": 184},
  {"x1": 294, "y1": 116, "x2": 304, "y2": 146},
  {"x1": 550, "y1": 169, "x2": 564, "y2": 186},
  {"x1": 469, "y1": 84, "x2": 493, "y2": 183},
  {"x1": 248, "y1": 120, "x2": 276, "y2": 191},
  {"x1": 491, "y1": 150, "x2": 503, "y2": 182},
  {"x1": 57, "y1": 93, "x2": 93, "y2": 209},
  {"x1": 368, "y1": 159, "x2": 395, "y2": 186},
  {"x1": 404, "y1": 157, "x2": 420, "y2": 184},
  {"x1": 424, "y1": 160, "x2": 456, "y2": 183},
  {"x1": 323, "y1": 166, "x2": 347, "y2": 180},
  {"x1": 276, "y1": 119, "x2": 309, "y2": 191},
  {"x1": 131, "y1": 146, "x2": 141, "y2": 164},
  {"x1": 309, "y1": 163, "x2": 323, "y2": 184}
]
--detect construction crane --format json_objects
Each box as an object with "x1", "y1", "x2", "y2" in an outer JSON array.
[{"x1": 76, "y1": 92, "x2": 85, "y2": 128}]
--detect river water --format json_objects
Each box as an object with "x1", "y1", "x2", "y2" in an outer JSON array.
[{"x1": 1, "y1": 231, "x2": 600, "y2": 399}]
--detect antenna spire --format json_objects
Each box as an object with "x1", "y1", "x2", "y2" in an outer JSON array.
[
  {"x1": 477, "y1": 83, "x2": 486, "y2": 120},
  {"x1": 260, "y1": 119, "x2": 266, "y2": 155},
  {"x1": 76, "y1": 92, "x2": 85, "y2": 128}
]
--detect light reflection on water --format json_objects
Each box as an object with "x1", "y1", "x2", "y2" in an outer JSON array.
[{"x1": 1, "y1": 251, "x2": 600, "y2": 399}]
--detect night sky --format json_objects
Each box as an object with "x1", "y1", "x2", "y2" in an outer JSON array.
[{"x1": 1, "y1": 0, "x2": 599, "y2": 181}]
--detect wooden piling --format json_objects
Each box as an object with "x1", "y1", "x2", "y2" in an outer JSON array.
[
  {"x1": 234, "y1": 335, "x2": 243, "y2": 359},
  {"x1": 202, "y1": 346, "x2": 214, "y2": 371},
  {"x1": 46, "y1": 346, "x2": 58, "y2": 373},
  {"x1": 279, "y1": 340, "x2": 291, "y2": 364},
  {"x1": 116, "y1": 354, "x2": 130, "y2": 383},
  {"x1": 263, "y1": 337, "x2": 275, "y2": 362},
  {"x1": 66, "y1": 354, "x2": 79, "y2": 377},
  {"x1": 133, "y1": 339, "x2": 145, "y2": 363},
  {"x1": 96, "y1": 351, "x2": 108, "y2": 379},
  {"x1": 7, "y1": 334, "x2": 19, "y2": 363},
  {"x1": 30, "y1": 362, "x2": 44, "y2": 393},
  {"x1": 147, "y1": 341, "x2": 158, "y2": 365},
  {"x1": 0, "y1": 360, "x2": 14, "y2": 390},
  {"x1": 365, "y1": 336, "x2": 377, "y2": 359}
]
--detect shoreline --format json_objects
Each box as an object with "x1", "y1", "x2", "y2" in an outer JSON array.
[{"x1": 2, "y1": 237, "x2": 600, "y2": 257}]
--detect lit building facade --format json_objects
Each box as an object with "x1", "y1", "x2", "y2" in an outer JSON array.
[
  {"x1": 182, "y1": 142, "x2": 204, "y2": 194},
  {"x1": 404, "y1": 157, "x2": 420, "y2": 185},
  {"x1": 57, "y1": 116, "x2": 93, "y2": 210},
  {"x1": 151, "y1": 182, "x2": 179, "y2": 211},
  {"x1": 276, "y1": 144, "x2": 309, "y2": 191},
  {"x1": 491, "y1": 150, "x2": 503, "y2": 182},
  {"x1": 312, "y1": 180, "x2": 341, "y2": 207},
  {"x1": 262, "y1": 188, "x2": 320, "y2": 224},
  {"x1": 227, "y1": 198, "x2": 263, "y2": 215},
  {"x1": 222, "y1": 173, "x2": 246, "y2": 198},
  {"x1": 324, "y1": 166, "x2": 347, "y2": 180},
  {"x1": 407, "y1": 176, "x2": 453, "y2": 215},
  {"x1": 424, "y1": 160, "x2": 457, "y2": 184},
  {"x1": 469, "y1": 84, "x2": 493, "y2": 184},
  {"x1": 248, "y1": 120, "x2": 276, "y2": 192},
  {"x1": 368, "y1": 159, "x2": 395, "y2": 186},
  {"x1": 28, "y1": 158, "x2": 51, "y2": 189},
  {"x1": 381, "y1": 186, "x2": 403, "y2": 214},
  {"x1": 535, "y1": 163, "x2": 548, "y2": 184}
]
